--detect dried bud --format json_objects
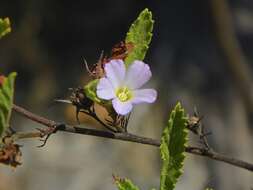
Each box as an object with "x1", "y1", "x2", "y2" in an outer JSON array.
[
  {"x1": 0, "y1": 139, "x2": 22, "y2": 168},
  {"x1": 70, "y1": 87, "x2": 93, "y2": 110},
  {"x1": 187, "y1": 116, "x2": 201, "y2": 134}
]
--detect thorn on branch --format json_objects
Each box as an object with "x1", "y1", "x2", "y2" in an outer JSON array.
[
  {"x1": 82, "y1": 57, "x2": 93, "y2": 75},
  {"x1": 36, "y1": 126, "x2": 58, "y2": 148}
]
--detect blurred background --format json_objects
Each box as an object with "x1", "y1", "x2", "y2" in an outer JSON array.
[{"x1": 0, "y1": 0, "x2": 253, "y2": 189}]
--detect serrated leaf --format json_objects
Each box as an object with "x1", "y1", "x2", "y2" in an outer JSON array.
[
  {"x1": 84, "y1": 79, "x2": 102, "y2": 104},
  {"x1": 114, "y1": 176, "x2": 140, "y2": 190},
  {"x1": 160, "y1": 103, "x2": 188, "y2": 190},
  {"x1": 125, "y1": 8, "x2": 154, "y2": 66},
  {"x1": 0, "y1": 17, "x2": 11, "y2": 39},
  {"x1": 0, "y1": 72, "x2": 16, "y2": 137}
]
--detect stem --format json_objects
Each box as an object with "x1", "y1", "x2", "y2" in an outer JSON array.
[
  {"x1": 12, "y1": 131, "x2": 42, "y2": 140},
  {"x1": 12, "y1": 104, "x2": 253, "y2": 172}
]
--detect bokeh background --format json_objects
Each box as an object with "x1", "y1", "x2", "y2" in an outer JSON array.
[{"x1": 0, "y1": 0, "x2": 253, "y2": 189}]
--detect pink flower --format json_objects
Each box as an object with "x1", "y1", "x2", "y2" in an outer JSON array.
[{"x1": 96, "y1": 59, "x2": 157, "y2": 115}]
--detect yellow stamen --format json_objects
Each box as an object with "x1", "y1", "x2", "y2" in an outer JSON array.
[{"x1": 116, "y1": 87, "x2": 132, "y2": 102}]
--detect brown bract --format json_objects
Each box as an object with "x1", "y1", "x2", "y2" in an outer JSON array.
[
  {"x1": 90, "y1": 41, "x2": 134, "y2": 79},
  {"x1": 0, "y1": 75, "x2": 5, "y2": 86},
  {"x1": 110, "y1": 41, "x2": 134, "y2": 61},
  {"x1": 0, "y1": 138, "x2": 22, "y2": 168}
]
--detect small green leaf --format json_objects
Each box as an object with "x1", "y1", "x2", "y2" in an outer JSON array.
[
  {"x1": 125, "y1": 8, "x2": 154, "y2": 66},
  {"x1": 84, "y1": 79, "x2": 102, "y2": 104},
  {"x1": 160, "y1": 103, "x2": 188, "y2": 190},
  {"x1": 0, "y1": 72, "x2": 17, "y2": 137},
  {"x1": 0, "y1": 17, "x2": 11, "y2": 39},
  {"x1": 114, "y1": 176, "x2": 140, "y2": 190}
]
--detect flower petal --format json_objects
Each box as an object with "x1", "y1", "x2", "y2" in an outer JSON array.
[
  {"x1": 104, "y1": 59, "x2": 126, "y2": 88},
  {"x1": 97, "y1": 78, "x2": 115, "y2": 100},
  {"x1": 112, "y1": 98, "x2": 133, "y2": 115},
  {"x1": 132, "y1": 89, "x2": 157, "y2": 104},
  {"x1": 125, "y1": 60, "x2": 152, "y2": 89}
]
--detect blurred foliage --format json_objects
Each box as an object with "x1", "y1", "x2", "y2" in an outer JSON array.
[{"x1": 0, "y1": 17, "x2": 11, "y2": 39}]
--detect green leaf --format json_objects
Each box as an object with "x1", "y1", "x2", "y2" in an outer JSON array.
[
  {"x1": 84, "y1": 79, "x2": 102, "y2": 104},
  {"x1": 0, "y1": 72, "x2": 16, "y2": 137},
  {"x1": 160, "y1": 103, "x2": 188, "y2": 190},
  {"x1": 125, "y1": 8, "x2": 154, "y2": 66},
  {"x1": 114, "y1": 176, "x2": 140, "y2": 190},
  {"x1": 0, "y1": 17, "x2": 11, "y2": 39}
]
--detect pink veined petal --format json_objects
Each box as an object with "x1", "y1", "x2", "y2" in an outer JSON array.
[
  {"x1": 132, "y1": 89, "x2": 157, "y2": 104},
  {"x1": 125, "y1": 60, "x2": 152, "y2": 89},
  {"x1": 97, "y1": 78, "x2": 116, "y2": 100},
  {"x1": 104, "y1": 59, "x2": 126, "y2": 89},
  {"x1": 112, "y1": 98, "x2": 133, "y2": 115}
]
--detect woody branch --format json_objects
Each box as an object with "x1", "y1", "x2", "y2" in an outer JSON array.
[{"x1": 11, "y1": 104, "x2": 253, "y2": 172}]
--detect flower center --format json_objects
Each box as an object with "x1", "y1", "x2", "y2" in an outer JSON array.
[{"x1": 116, "y1": 87, "x2": 132, "y2": 102}]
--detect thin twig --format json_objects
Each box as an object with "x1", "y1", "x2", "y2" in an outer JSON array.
[
  {"x1": 12, "y1": 131, "x2": 42, "y2": 140},
  {"x1": 12, "y1": 104, "x2": 253, "y2": 172},
  {"x1": 13, "y1": 104, "x2": 56, "y2": 127}
]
